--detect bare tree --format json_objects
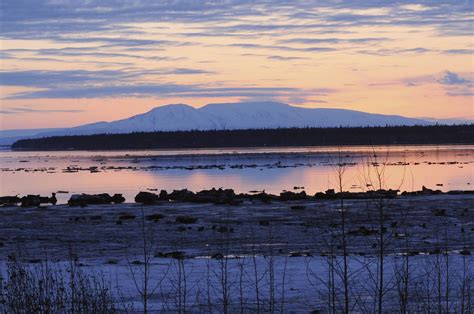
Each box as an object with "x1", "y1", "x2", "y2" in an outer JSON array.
[
  {"x1": 0, "y1": 252, "x2": 116, "y2": 313},
  {"x1": 124, "y1": 206, "x2": 168, "y2": 313},
  {"x1": 334, "y1": 149, "x2": 350, "y2": 314},
  {"x1": 357, "y1": 146, "x2": 407, "y2": 313}
]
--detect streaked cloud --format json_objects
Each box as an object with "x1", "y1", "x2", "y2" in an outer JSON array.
[
  {"x1": 0, "y1": 107, "x2": 85, "y2": 115},
  {"x1": 0, "y1": 0, "x2": 472, "y2": 127},
  {"x1": 4, "y1": 83, "x2": 333, "y2": 100},
  {"x1": 0, "y1": 67, "x2": 335, "y2": 101},
  {"x1": 278, "y1": 37, "x2": 389, "y2": 45},
  {"x1": 442, "y1": 49, "x2": 474, "y2": 55},
  {"x1": 0, "y1": 68, "x2": 214, "y2": 90}
]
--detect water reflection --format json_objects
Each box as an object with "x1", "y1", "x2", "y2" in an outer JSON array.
[{"x1": 1, "y1": 145, "x2": 472, "y2": 204}]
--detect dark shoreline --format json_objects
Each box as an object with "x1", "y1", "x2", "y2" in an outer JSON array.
[
  {"x1": 11, "y1": 124, "x2": 474, "y2": 151},
  {"x1": 3, "y1": 186, "x2": 473, "y2": 208}
]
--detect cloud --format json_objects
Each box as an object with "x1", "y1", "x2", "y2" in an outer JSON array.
[
  {"x1": 278, "y1": 37, "x2": 388, "y2": 45},
  {"x1": 241, "y1": 53, "x2": 309, "y2": 61},
  {"x1": 438, "y1": 71, "x2": 474, "y2": 97},
  {"x1": 0, "y1": 0, "x2": 472, "y2": 107},
  {"x1": 357, "y1": 47, "x2": 434, "y2": 56},
  {"x1": 0, "y1": 68, "x2": 213, "y2": 90},
  {"x1": 0, "y1": 1, "x2": 471, "y2": 72},
  {"x1": 229, "y1": 43, "x2": 335, "y2": 53},
  {"x1": 52, "y1": 37, "x2": 195, "y2": 48},
  {"x1": 0, "y1": 107, "x2": 85, "y2": 115},
  {"x1": 0, "y1": 70, "x2": 131, "y2": 88},
  {"x1": 0, "y1": 67, "x2": 335, "y2": 100},
  {"x1": 1, "y1": 47, "x2": 180, "y2": 62},
  {"x1": 439, "y1": 71, "x2": 471, "y2": 85},
  {"x1": 267, "y1": 55, "x2": 309, "y2": 61},
  {"x1": 2, "y1": 1, "x2": 471, "y2": 41},
  {"x1": 4, "y1": 84, "x2": 309, "y2": 100},
  {"x1": 0, "y1": 53, "x2": 136, "y2": 66},
  {"x1": 442, "y1": 49, "x2": 474, "y2": 55},
  {"x1": 446, "y1": 90, "x2": 474, "y2": 97},
  {"x1": 164, "y1": 68, "x2": 213, "y2": 75},
  {"x1": 1, "y1": 68, "x2": 336, "y2": 101},
  {"x1": 374, "y1": 71, "x2": 474, "y2": 96}
]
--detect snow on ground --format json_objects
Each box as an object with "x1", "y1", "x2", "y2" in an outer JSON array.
[{"x1": 0, "y1": 195, "x2": 473, "y2": 312}]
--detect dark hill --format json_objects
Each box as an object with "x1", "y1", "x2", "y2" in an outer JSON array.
[{"x1": 11, "y1": 124, "x2": 474, "y2": 151}]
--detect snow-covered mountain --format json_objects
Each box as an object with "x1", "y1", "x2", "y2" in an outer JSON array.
[
  {"x1": 36, "y1": 102, "x2": 434, "y2": 138},
  {"x1": 5, "y1": 101, "x2": 467, "y2": 145}
]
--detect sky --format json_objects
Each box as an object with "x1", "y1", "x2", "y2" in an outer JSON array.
[{"x1": 0, "y1": 0, "x2": 473, "y2": 130}]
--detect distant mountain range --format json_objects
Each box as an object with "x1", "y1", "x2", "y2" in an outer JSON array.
[{"x1": 1, "y1": 102, "x2": 471, "y2": 145}]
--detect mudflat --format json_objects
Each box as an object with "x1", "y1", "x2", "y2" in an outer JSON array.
[{"x1": 1, "y1": 194, "x2": 472, "y2": 261}]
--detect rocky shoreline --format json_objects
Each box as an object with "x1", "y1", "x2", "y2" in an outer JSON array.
[{"x1": 2, "y1": 186, "x2": 473, "y2": 208}]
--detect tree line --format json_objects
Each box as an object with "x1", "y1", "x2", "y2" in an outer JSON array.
[{"x1": 12, "y1": 124, "x2": 474, "y2": 150}]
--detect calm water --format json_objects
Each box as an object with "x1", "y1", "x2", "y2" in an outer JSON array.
[{"x1": 0, "y1": 145, "x2": 472, "y2": 204}]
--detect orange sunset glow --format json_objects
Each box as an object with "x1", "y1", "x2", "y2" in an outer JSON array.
[{"x1": 0, "y1": 1, "x2": 473, "y2": 130}]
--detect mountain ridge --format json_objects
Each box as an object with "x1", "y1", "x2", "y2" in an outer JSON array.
[
  {"x1": 2, "y1": 101, "x2": 472, "y2": 145},
  {"x1": 41, "y1": 101, "x2": 433, "y2": 137}
]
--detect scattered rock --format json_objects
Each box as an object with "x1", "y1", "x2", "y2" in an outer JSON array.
[
  {"x1": 28, "y1": 259, "x2": 42, "y2": 264},
  {"x1": 112, "y1": 194, "x2": 125, "y2": 204},
  {"x1": 217, "y1": 226, "x2": 233, "y2": 233},
  {"x1": 68, "y1": 193, "x2": 124, "y2": 206},
  {"x1": 211, "y1": 253, "x2": 224, "y2": 259},
  {"x1": 314, "y1": 189, "x2": 398, "y2": 200},
  {"x1": 402, "y1": 186, "x2": 444, "y2": 196},
  {"x1": 135, "y1": 191, "x2": 160, "y2": 205},
  {"x1": 348, "y1": 226, "x2": 378, "y2": 236},
  {"x1": 246, "y1": 191, "x2": 277, "y2": 203},
  {"x1": 169, "y1": 189, "x2": 195, "y2": 202},
  {"x1": 19, "y1": 193, "x2": 57, "y2": 207},
  {"x1": 146, "y1": 213, "x2": 164, "y2": 221},
  {"x1": 155, "y1": 251, "x2": 185, "y2": 259},
  {"x1": 194, "y1": 188, "x2": 239, "y2": 205},
  {"x1": 280, "y1": 191, "x2": 307, "y2": 201},
  {"x1": 447, "y1": 190, "x2": 474, "y2": 195},
  {"x1": 421, "y1": 186, "x2": 443, "y2": 195},
  {"x1": 290, "y1": 205, "x2": 306, "y2": 210},
  {"x1": 176, "y1": 216, "x2": 197, "y2": 224},
  {"x1": 159, "y1": 190, "x2": 168, "y2": 200},
  {"x1": 290, "y1": 251, "x2": 312, "y2": 257},
  {"x1": 119, "y1": 214, "x2": 136, "y2": 220},
  {"x1": 0, "y1": 196, "x2": 21, "y2": 206}
]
